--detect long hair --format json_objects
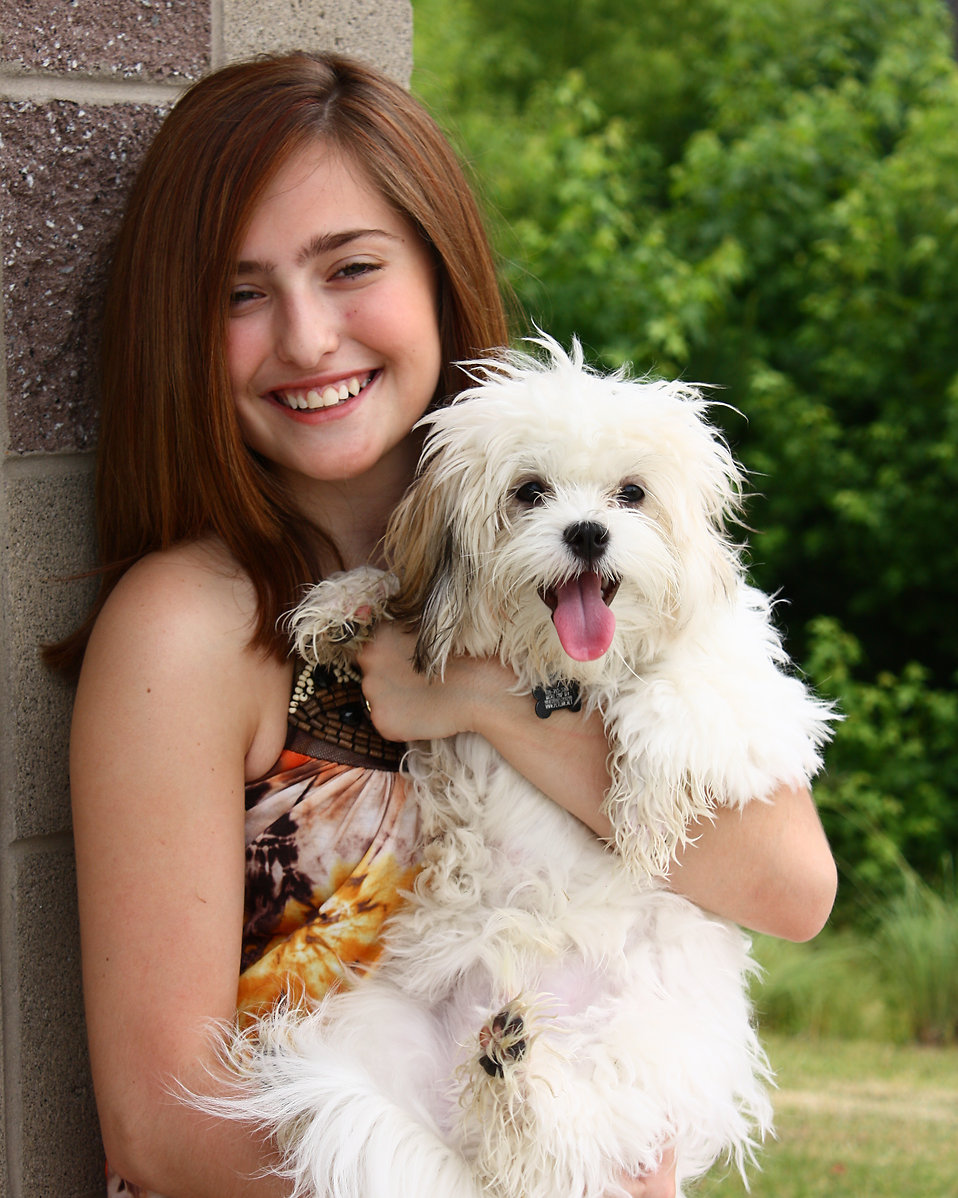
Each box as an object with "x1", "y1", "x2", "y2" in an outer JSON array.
[{"x1": 46, "y1": 52, "x2": 509, "y2": 674}]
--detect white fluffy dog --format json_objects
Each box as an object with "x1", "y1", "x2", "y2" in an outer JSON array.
[{"x1": 210, "y1": 336, "x2": 833, "y2": 1197}]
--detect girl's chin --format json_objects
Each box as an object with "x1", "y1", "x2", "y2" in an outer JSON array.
[{"x1": 280, "y1": 436, "x2": 421, "y2": 494}]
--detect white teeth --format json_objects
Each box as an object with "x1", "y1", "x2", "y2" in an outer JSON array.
[{"x1": 278, "y1": 374, "x2": 370, "y2": 411}]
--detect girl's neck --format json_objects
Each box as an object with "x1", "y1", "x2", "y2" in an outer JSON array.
[{"x1": 281, "y1": 433, "x2": 423, "y2": 572}]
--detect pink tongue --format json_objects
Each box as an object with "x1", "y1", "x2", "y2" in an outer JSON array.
[{"x1": 551, "y1": 573, "x2": 616, "y2": 661}]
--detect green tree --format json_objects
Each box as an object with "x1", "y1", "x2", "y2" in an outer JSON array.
[
  {"x1": 413, "y1": 0, "x2": 958, "y2": 906},
  {"x1": 415, "y1": 0, "x2": 958, "y2": 676}
]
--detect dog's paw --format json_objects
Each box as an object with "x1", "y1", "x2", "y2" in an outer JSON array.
[
  {"x1": 288, "y1": 567, "x2": 397, "y2": 665},
  {"x1": 478, "y1": 1006, "x2": 528, "y2": 1078}
]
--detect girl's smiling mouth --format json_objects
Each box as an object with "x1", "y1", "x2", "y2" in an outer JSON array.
[{"x1": 272, "y1": 369, "x2": 379, "y2": 411}]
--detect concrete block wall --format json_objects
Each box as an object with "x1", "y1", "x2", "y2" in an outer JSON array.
[{"x1": 0, "y1": 2, "x2": 412, "y2": 1192}]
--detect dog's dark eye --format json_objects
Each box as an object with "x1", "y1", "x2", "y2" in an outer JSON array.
[
  {"x1": 515, "y1": 480, "x2": 549, "y2": 506},
  {"x1": 617, "y1": 483, "x2": 646, "y2": 506}
]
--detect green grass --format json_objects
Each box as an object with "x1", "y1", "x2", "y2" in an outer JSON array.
[
  {"x1": 692, "y1": 886, "x2": 958, "y2": 1195},
  {"x1": 876, "y1": 879, "x2": 958, "y2": 1045},
  {"x1": 748, "y1": 931, "x2": 912, "y2": 1042},
  {"x1": 693, "y1": 1035, "x2": 958, "y2": 1198},
  {"x1": 747, "y1": 879, "x2": 958, "y2": 1045}
]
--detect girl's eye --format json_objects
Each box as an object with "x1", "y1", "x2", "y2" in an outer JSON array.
[
  {"x1": 333, "y1": 260, "x2": 382, "y2": 281},
  {"x1": 229, "y1": 286, "x2": 263, "y2": 307}
]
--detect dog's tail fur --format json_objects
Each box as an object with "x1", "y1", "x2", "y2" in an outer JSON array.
[{"x1": 187, "y1": 997, "x2": 485, "y2": 1198}]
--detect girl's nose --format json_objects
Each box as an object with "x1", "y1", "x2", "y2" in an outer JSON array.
[{"x1": 275, "y1": 293, "x2": 340, "y2": 369}]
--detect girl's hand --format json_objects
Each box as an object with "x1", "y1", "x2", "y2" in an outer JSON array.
[{"x1": 355, "y1": 620, "x2": 506, "y2": 743}]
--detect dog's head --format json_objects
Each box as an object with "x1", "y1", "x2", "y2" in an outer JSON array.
[{"x1": 385, "y1": 335, "x2": 744, "y2": 685}]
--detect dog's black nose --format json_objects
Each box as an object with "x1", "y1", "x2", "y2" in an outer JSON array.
[{"x1": 563, "y1": 521, "x2": 609, "y2": 566}]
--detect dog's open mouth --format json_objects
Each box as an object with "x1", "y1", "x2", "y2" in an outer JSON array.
[{"x1": 540, "y1": 573, "x2": 620, "y2": 662}]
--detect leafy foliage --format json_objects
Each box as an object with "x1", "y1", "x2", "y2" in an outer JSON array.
[
  {"x1": 413, "y1": 0, "x2": 958, "y2": 910},
  {"x1": 804, "y1": 619, "x2": 958, "y2": 910}
]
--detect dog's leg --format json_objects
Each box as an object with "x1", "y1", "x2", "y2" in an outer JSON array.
[
  {"x1": 477, "y1": 1005, "x2": 527, "y2": 1077},
  {"x1": 206, "y1": 984, "x2": 486, "y2": 1198},
  {"x1": 272, "y1": 1067, "x2": 484, "y2": 1198},
  {"x1": 287, "y1": 565, "x2": 397, "y2": 668}
]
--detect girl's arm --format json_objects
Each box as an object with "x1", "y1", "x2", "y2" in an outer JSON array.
[
  {"x1": 357, "y1": 624, "x2": 837, "y2": 941},
  {"x1": 70, "y1": 547, "x2": 293, "y2": 1197}
]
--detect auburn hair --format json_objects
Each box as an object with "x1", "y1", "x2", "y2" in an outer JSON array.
[{"x1": 46, "y1": 52, "x2": 509, "y2": 675}]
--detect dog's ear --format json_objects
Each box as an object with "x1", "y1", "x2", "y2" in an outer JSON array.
[
  {"x1": 413, "y1": 525, "x2": 475, "y2": 676},
  {"x1": 656, "y1": 396, "x2": 745, "y2": 614},
  {"x1": 384, "y1": 470, "x2": 473, "y2": 678},
  {"x1": 691, "y1": 431, "x2": 745, "y2": 604}
]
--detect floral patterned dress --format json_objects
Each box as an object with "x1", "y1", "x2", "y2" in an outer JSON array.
[{"x1": 106, "y1": 659, "x2": 421, "y2": 1197}]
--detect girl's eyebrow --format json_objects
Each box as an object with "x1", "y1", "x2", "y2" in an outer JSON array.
[{"x1": 235, "y1": 228, "x2": 399, "y2": 275}]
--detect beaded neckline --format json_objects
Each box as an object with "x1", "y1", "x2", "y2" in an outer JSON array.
[{"x1": 286, "y1": 658, "x2": 405, "y2": 771}]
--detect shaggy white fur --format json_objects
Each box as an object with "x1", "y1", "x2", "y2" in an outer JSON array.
[{"x1": 203, "y1": 336, "x2": 834, "y2": 1197}]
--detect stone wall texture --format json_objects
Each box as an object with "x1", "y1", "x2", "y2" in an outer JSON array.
[{"x1": 0, "y1": 2, "x2": 412, "y2": 1193}]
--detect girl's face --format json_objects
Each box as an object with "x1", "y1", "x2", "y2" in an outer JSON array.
[{"x1": 227, "y1": 142, "x2": 443, "y2": 503}]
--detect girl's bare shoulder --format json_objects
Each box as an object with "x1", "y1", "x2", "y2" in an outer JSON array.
[
  {"x1": 79, "y1": 537, "x2": 292, "y2": 778},
  {"x1": 101, "y1": 537, "x2": 259, "y2": 642}
]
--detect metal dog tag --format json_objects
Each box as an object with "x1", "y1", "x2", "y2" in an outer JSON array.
[{"x1": 532, "y1": 680, "x2": 582, "y2": 719}]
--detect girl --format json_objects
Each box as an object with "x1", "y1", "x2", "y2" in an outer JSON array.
[{"x1": 57, "y1": 53, "x2": 837, "y2": 1198}]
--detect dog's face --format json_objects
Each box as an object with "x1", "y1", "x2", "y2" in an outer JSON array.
[{"x1": 386, "y1": 338, "x2": 743, "y2": 685}]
